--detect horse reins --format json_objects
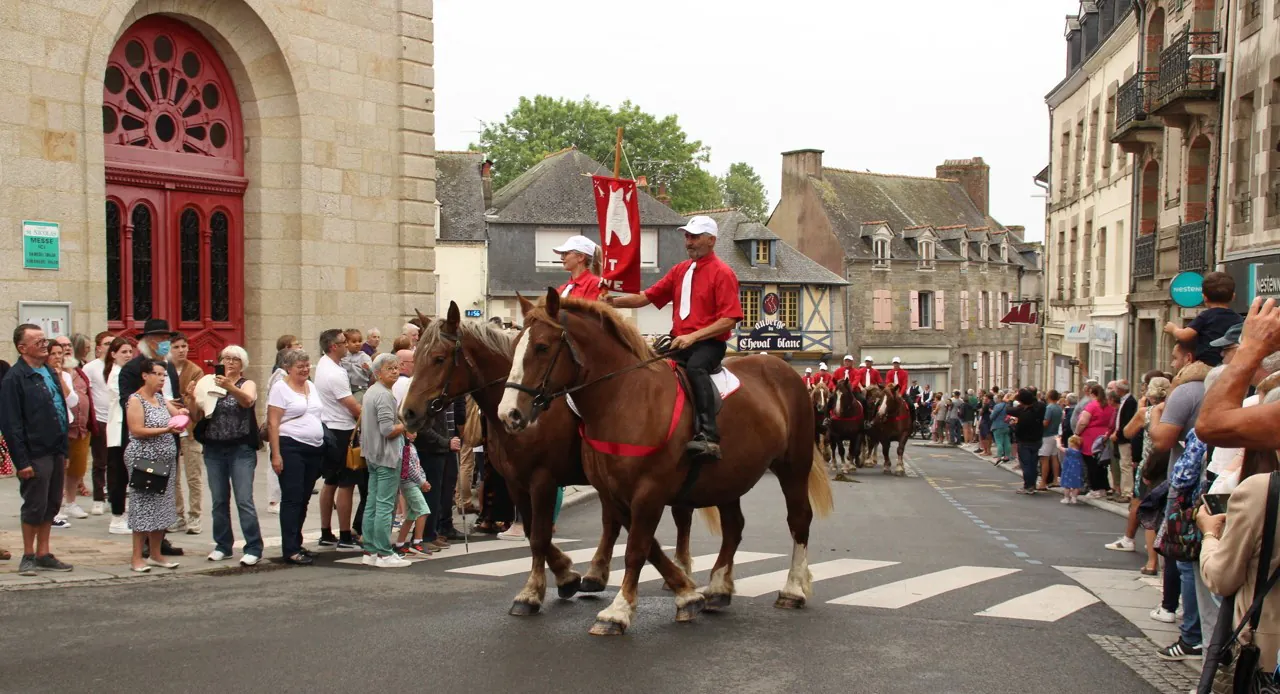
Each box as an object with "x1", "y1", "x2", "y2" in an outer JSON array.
[{"x1": 425, "y1": 330, "x2": 505, "y2": 416}]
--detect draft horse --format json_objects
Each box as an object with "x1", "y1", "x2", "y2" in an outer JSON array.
[
  {"x1": 810, "y1": 383, "x2": 831, "y2": 466},
  {"x1": 861, "y1": 383, "x2": 912, "y2": 476},
  {"x1": 400, "y1": 302, "x2": 701, "y2": 616},
  {"x1": 827, "y1": 378, "x2": 863, "y2": 479},
  {"x1": 499, "y1": 291, "x2": 833, "y2": 636}
]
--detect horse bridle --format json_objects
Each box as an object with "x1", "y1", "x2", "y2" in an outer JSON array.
[{"x1": 425, "y1": 331, "x2": 505, "y2": 416}]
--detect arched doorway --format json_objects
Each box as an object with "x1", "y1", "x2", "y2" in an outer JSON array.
[{"x1": 103, "y1": 16, "x2": 246, "y2": 369}]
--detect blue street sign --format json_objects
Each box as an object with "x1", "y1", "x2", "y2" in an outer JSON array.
[{"x1": 464, "y1": 309, "x2": 483, "y2": 318}]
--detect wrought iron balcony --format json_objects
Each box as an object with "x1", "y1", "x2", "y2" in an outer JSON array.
[
  {"x1": 1178, "y1": 220, "x2": 1207, "y2": 272},
  {"x1": 1134, "y1": 234, "x2": 1155, "y2": 279},
  {"x1": 1111, "y1": 71, "x2": 1161, "y2": 153},
  {"x1": 1152, "y1": 30, "x2": 1221, "y2": 125}
]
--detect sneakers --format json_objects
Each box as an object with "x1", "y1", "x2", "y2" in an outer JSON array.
[
  {"x1": 498, "y1": 523, "x2": 526, "y2": 541},
  {"x1": 1150, "y1": 606, "x2": 1178, "y2": 623},
  {"x1": 1105, "y1": 537, "x2": 1136, "y2": 552},
  {"x1": 108, "y1": 515, "x2": 131, "y2": 535},
  {"x1": 62, "y1": 503, "x2": 89, "y2": 519},
  {"x1": 240, "y1": 554, "x2": 261, "y2": 567},
  {"x1": 336, "y1": 536, "x2": 361, "y2": 550},
  {"x1": 18, "y1": 555, "x2": 37, "y2": 576},
  {"x1": 167, "y1": 520, "x2": 188, "y2": 534},
  {"x1": 429, "y1": 537, "x2": 450, "y2": 549},
  {"x1": 1157, "y1": 639, "x2": 1203, "y2": 661},
  {"x1": 318, "y1": 530, "x2": 339, "y2": 547},
  {"x1": 406, "y1": 541, "x2": 433, "y2": 556},
  {"x1": 186, "y1": 521, "x2": 202, "y2": 535},
  {"x1": 1060, "y1": 497, "x2": 1071, "y2": 504},
  {"x1": 375, "y1": 554, "x2": 412, "y2": 568},
  {"x1": 361, "y1": 553, "x2": 377, "y2": 566},
  {"x1": 208, "y1": 550, "x2": 230, "y2": 562},
  {"x1": 91, "y1": 501, "x2": 105, "y2": 516},
  {"x1": 267, "y1": 502, "x2": 280, "y2": 515},
  {"x1": 34, "y1": 554, "x2": 73, "y2": 572},
  {"x1": 52, "y1": 515, "x2": 71, "y2": 529}
]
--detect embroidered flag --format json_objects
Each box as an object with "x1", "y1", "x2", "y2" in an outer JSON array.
[{"x1": 592, "y1": 175, "x2": 642, "y2": 293}]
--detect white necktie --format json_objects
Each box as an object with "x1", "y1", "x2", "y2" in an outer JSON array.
[
  {"x1": 865, "y1": 370, "x2": 871, "y2": 388},
  {"x1": 560, "y1": 284, "x2": 573, "y2": 298},
  {"x1": 679, "y1": 262, "x2": 697, "y2": 319}
]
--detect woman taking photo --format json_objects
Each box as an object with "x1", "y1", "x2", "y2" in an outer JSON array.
[
  {"x1": 125, "y1": 358, "x2": 187, "y2": 572},
  {"x1": 103, "y1": 337, "x2": 135, "y2": 534},
  {"x1": 191, "y1": 346, "x2": 263, "y2": 566},
  {"x1": 267, "y1": 349, "x2": 325, "y2": 565},
  {"x1": 553, "y1": 235, "x2": 605, "y2": 300}
]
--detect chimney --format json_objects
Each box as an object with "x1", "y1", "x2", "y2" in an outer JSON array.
[
  {"x1": 480, "y1": 159, "x2": 494, "y2": 210},
  {"x1": 781, "y1": 149, "x2": 824, "y2": 200},
  {"x1": 657, "y1": 182, "x2": 672, "y2": 207},
  {"x1": 936, "y1": 157, "x2": 990, "y2": 216}
]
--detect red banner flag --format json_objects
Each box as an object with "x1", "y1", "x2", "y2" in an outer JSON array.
[
  {"x1": 1000, "y1": 302, "x2": 1039, "y2": 326},
  {"x1": 592, "y1": 175, "x2": 642, "y2": 293}
]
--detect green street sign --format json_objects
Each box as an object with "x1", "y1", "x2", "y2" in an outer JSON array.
[{"x1": 22, "y1": 220, "x2": 60, "y2": 270}]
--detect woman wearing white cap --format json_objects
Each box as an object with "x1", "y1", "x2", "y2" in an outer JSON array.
[{"x1": 553, "y1": 235, "x2": 605, "y2": 301}]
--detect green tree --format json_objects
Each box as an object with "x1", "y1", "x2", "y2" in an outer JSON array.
[
  {"x1": 720, "y1": 162, "x2": 769, "y2": 221},
  {"x1": 670, "y1": 167, "x2": 723, "y2": 214},
  {"x1": 472, "y1": 95, "x2": 710, "y2": 205}
]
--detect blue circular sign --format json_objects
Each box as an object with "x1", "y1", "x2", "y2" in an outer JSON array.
[{"x1": 1170, "y1": 271, "x2": 1205, "y2": 308}]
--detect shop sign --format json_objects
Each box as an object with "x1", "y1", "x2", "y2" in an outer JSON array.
[
  {"x1": 1170, "y1": 271, "x2": 1205, "y2": 308},
  {"x1": 762, "y1": 292, "x2": 780, "y2": 315},
  {"x1": 737, "y1": 319, "x2": 801, "y2": 351},
  {"x1": 1250, "y1": 263, "x2": 1280, "y2": 304},
  {"x1": 1064, "y1": 323, "x2": 1092, "y2": 343},
  {"x1": 22, "y1": 220, "x2": 59, "y2": 270}
]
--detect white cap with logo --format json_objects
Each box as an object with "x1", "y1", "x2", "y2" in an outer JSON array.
[
  {"x1": 552, "y1": 235, "x2": 598, "y2": 256},
  {"x1": 892, "y1": 356, "x2": 901, "y2": 364},
  {"x1": 678, "y1": 215, "x2": 719, "y2": 237}
]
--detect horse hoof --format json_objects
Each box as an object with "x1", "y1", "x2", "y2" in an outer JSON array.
[
  {"x1": 894, "y1": 469, "x2": 906, "y2": 477},
  {"x1": 774, "y1": 594, "x2": 806, "y2": 610},
  {"x1": 580, "y1": 576, "x2": 608, "y2": 593},
  {"x1": 589, "y1": 620, "x2": 627, "y2": 636},
  {"x1": 882, "y1": 466, "x2": 893, "y2": 475},
  {"x1": 676, "y1": 595, "x2": 707, "y2": 622},
  {"x1": 703, "y1": 592, "x2": 732, "y2": 611},
  {"x1": 557, "y1": 575, "x2": 582, "y2": 599},
  {"x1": 661, "y1": 581, "x2": 673, "y2": 592},
  {"x1": 509, "y1": 600, "x2": 541, "y2": 616}
]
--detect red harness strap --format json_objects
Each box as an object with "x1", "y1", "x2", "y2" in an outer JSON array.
[
  {"x1": 830, "y1": 413, "x2": 862, "y2": 422},
  {"x1": 580, "y1": 361, "x2": 686, "y2": 457}
]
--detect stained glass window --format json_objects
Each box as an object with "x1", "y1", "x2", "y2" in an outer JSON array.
[
  {"x1": 131, "y1": 204, "x2": 152, "y2": 320},
  {"x1": 210, "y1": 211, "x2": 229, "y2": 321},
  {"x1": 106, "y1": 201, "x2": 122, "y2": 321},
  {"x1": 180, "y1": 208, "x2": 201, "y2": 322}
]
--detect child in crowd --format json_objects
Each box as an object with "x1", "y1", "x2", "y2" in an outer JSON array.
[
  {"x1": 1163, "y1": 271, "x2": 1243, "y2": 366},
  {"x1": 1060, "y1": 435, "x2": 1085, "y2": 505},
  {"x1": 340, "y1": 329, "x2": 373, "y2": 403},
  {"x1": 394, "y1": 442, "x2": 433, "y2": 556}
]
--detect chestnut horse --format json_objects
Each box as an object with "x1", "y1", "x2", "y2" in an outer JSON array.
[
  {"x1": 499, "y1": 291, "x2": 832, "y2": 636},
  {"x1": 400, "y1": 303, "x2": 701, "y2": 616},
  {"x1": 827, "y1": 378, "x2": 863, "y2": 479},
  {"x1": 862, "y1": 383, "x2": 912, "y2": 476},
  {"x1": 810, "y1": 383, "x2": 831, "y2": 465}
]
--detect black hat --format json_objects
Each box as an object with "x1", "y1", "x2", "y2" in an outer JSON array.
[{"x1": 135, "y1": 318, "x2": 177, "y2": 339}]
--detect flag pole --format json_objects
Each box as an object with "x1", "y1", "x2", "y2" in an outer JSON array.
[{"x1": 613, "y1": 127, "x2": 624, "y2": 179}]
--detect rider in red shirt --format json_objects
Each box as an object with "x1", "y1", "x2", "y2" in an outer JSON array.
[
  {"x1": 607, "y1": 216, "x2": 743, "y2": 459},
  {"x1": 884, "y1": 357, "x2": 910, "y2": 391},
  {"x1": 815, "y1": 363, "x2": 835, "y2": 389},
  {"x1": 802, "y1": 367, "x2": 817, "y2": 388},
  {"x1": 832, "y1": 355, "x2": 856, "y2": 383},
  {"x1": 554, "y1": 235, "x2": 605, "y2": 301},
  {"x1": 852, "y1": 357, "x2": 882, "y2": 390}
]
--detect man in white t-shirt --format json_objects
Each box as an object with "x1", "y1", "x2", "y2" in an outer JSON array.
[
  {"x1": 315, "y1": 328, "x2": 363, "y2": 549},
  {"x1": 81, "y1": 331, "x2": 116, "y2": 515},
  {"x1": 391, "y1": 349, "x2": 414, "y2": 409}
]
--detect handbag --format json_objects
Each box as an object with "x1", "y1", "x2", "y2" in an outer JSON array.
[
  {"x1": 1200, "y1": 472, "x2": 1280, "y2": 694},
  {"x1": 128, "y1": 458, "x2": 170, "y2": 494},
  {"x1": 345, "y1": 423, "x2": 365, "y2": 471},
  {"x1": 1157, "y1": 483, "x2": 1204, "y2": 562}
]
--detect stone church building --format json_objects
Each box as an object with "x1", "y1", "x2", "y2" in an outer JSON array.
[{"x1": 1, "y1": 0, "x2": 436, "y2": 375}]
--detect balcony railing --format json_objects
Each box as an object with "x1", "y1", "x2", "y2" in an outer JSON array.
[
  {"x1": 1178, "y1": 220, "x2": 1208, "y2": 272},
  {"x1": 1115, "y1": 70, "x2": 1159, "y2": 132},
  {"x1": 1156, "y1": 30, "x2": 1221, "y2": 106},
  {"x1": 1134, "y1": 234, "x2": 1156, "y2": 278}
]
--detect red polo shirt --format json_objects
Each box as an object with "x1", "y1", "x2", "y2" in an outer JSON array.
[
  {"x1": 852, "y1": 366, "x2": 882, "y2": 388},
  {"x1": 885, "y1": 367, "x2": 910, "y2": 390},
  {"x1": 815, "y1": 371, "x2": 834, "y2": 388},
  {"x1": 644, "y1": 252, "x2": 742, "y2": 342},
  {"x1": 833, "y1": 365, "x2": 856, "y2": 382},
  {"x1": 558, "y1": 271, "x2": 604, "y2": 301}
]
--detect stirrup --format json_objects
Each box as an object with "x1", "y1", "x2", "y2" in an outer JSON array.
[{"x1": 686, "y1": 435, "x2": 722, "y2": 460}]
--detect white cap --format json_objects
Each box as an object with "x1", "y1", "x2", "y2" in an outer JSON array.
[
  {"x1": 842, "y1": 354, "x2": 853, "y2": 361},
  {"x1": 819, "y1": 363, "x2": 828, "y2": 370},
  {"x1": 804, "y1": 367, "x2": 812, "y2": 373},
  {"x1": 892, "y1": 356, "x2": 901, "y2": 364},
  {"x1": 678, "y1": 215, "x2": 719, "y2": 237},
  {"x1": 864, "y1": 356, "x2": 874, "y2": 362},
  {"x1": 552, "y1": 235, "x2": 598, "y2": 256}
]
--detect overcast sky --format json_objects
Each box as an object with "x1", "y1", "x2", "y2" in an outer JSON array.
[{"x1": 434, "y1": 1, "x2": 1082, "y2": 243}]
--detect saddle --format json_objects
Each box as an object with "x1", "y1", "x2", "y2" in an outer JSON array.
[{"x1": 673, "y1": 364, "x2": 741, "y2": 418}]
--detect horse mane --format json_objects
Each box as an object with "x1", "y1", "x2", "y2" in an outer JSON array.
[
  {"x1": 528, "y1": 296, "x2": 660, "y2": 369},
  {"x1": 421, "y1": 317, "x2": 513, "y2": 357}
]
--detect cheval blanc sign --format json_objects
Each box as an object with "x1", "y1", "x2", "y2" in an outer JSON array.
[{"x1": 738, "y1": 319, "x2": 801, "y2": 351}]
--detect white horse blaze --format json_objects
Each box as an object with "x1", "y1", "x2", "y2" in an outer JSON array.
[{"x1": 498, "y1": 331, "x2": 530, "y2": 425}]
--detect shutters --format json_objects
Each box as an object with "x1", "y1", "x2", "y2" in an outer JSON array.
[
  {"x1": 960, "y1": 290, "x2": 969, "y2": 329},
  {"x1": 873, "y1": 290, "x2": 892, "y2": 331},
  {"x1": 909, "y1": 290, "x2": 919, "y2": 330},
  {"x1": 935, "y1": 290, "x2": 945, "y2": 331}
]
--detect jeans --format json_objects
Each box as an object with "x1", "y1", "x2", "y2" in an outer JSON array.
[
  {"x1": 993, "y1": 429, "x2": 1012, "y2": 458},
  {"x1": 1016, "y1": 442, "x2": 1040, "y2": 490},
  {"x1": 361, "y1": 465, "x2": 399, "y2": 556},
  {"x1": 437, "y1": 452, "x2": 458, "y2": 535},
  {"x1": 418, "y1": 448, "x2": 446, "y2": 543},
  {"x1": 1194, "y1": 562, "x2": 1220, "y2": 647},
  {"x1": 1176, "y1": 560, "x2": 1202, "y2": 645},
  {"x1": 277, "y1": 436, "x2": 323, "y2": 558},
  {"x1": 203, "y1": 443, "x2": 263, "y2": 556},
  {"x1": 948, "y1": 419, "x2": 963, "y2": 444}
]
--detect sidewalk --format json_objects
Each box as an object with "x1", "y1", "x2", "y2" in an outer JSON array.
[{"x1": 0, "y1": 450, "x2": 598, "y2": 589}]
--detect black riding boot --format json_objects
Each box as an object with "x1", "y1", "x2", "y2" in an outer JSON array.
[{"x1": 686, "y1": 372, "x2": 721, "y2": 460}]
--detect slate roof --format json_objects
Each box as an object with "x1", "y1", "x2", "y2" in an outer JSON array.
[
  {"x1": 488, "y1": 148, "x2": 688, "y2": 226},
  {"x1": 435, "y1": 151, "x2": 488, "y2": 242},
  {"x1": 704, "y1": 210, "x2": 847, "y2": 286}
]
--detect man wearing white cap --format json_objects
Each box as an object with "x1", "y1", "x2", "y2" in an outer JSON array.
[
  {"x1": 802, "y1": 367, "x2": 817, "y2": 389},
  {"x1": 553, "y1": 235, "x2": 605, "y2": 301},
  {"x1": 885, "y1": 357, "x2": 910, "y2": 391},
  {"x1": 608, "y1": 215, "x2": 743, "y2": 459},
  {"x1": 852, "y1": 356, "x2": 882, "y2": 390},
  {"x1": 833, "y1": 355, "x2": 856, "y2": 383},
  {"x1": 815, "y1": 363, "x2": 834, "y2": 389}
]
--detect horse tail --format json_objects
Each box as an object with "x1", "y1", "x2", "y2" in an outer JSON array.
[
  {"x1": 698, "y1": 506, "x2": 722, "y2": 536},
  {"x1": 808, "y1": 445, "x2": 834, "y2": 518}
]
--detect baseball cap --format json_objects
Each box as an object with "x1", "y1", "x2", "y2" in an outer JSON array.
[
  {"x1": 892, "y1": 356, "x2": 901, "y2": 363},
  {"x1": 864, "y1": 356, "x2": 874, "y2": 362},
  {"x1": 843, "y1": 354, "x2": 853, "y2": 361},
  {"x1": 552, "y1": 235, "x2": 597, "y2": 256},
  {"x1": 819, "y1": 363, "x2": 828, "y2": 370},
  {"x1": 804, "y1": 367, "x2": 813, "y2": 373},
  {"x1": 678, "y1": 215, "x2": 718, "y2": 237},
  {"x1": 1210, "y1": 322, "x2": 1243, "y2": 348}
]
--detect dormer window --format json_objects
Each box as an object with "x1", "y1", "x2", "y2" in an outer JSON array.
[
  {"x1": 1000, "y1": 242, "x2": 1009, "y2": 263},
  {"x1": 979, "y1": 243, "x2": 989, "y2": 262},
  {"x1": 918, "y1": 239, "x2": 936, "y2": 270},
  {"x1": 872, "y1": 233, "x2": 891, "y2": 269},
  {"x1": 754, "y1": 240, "x2": 772, "y2": 266}
]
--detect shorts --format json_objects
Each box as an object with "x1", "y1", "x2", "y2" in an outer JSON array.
[
  {"x1": 401, "y1": 483, "x2": 429, "y2": 520},
  {"x1": 322, "y1": 426, "x2": 362, "y2": 488},
  {"x1": 1038, "y1": 436, "x2": 1060, "y2": 457},
  {"x1": 67, "y1": 435, "x2": 91, "y2": 478},
  {"x1": 18, "y1": 454, "x2": 66, "y2": 525}
]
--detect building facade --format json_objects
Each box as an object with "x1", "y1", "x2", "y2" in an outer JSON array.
[
  {"x1": 2, "y1": 0, "x2": 436, "y2": 379},
  {"x1": 768, "y1": 149, "x2": 1043, "y2": 393},
  {"x1": 434, "y1": 151, "x2": 489, "y2": 319},
  {"x1": 1044, "y1": 0, "x2": 1139, "y2": 392}
]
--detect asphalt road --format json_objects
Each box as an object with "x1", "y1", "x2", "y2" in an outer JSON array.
[{"x1": 0, "y1": 443, "x2": 1174, "y2": 694}]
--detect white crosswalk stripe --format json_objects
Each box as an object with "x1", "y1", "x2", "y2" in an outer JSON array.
[
  {"x1": 332, "y1": 539, "x2": 583, "y2": 566},
  {"x1": 732, "y1": 558, "x2": 899, "y2": 598},
  {"x1": 449, "y1": 545, "x2": 622, "y2": 577},
  {"x1": 827, "y1": 565, "x2": 1020, "y2": 609},
  {"x1": 974, "y1": 584, "x2": 1100, "y2": 622},
  {"x1": 608, "y1": 551, "x2": 783, "y2": 586}
]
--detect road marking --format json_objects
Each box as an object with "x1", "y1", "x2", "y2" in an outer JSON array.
[
  {"x1": 976, "y1": 584, "x2": 1100, "y2": 622},
  {"x1": 609, "y1": 551, "x2": 783, "y2": 586},
  {"x1": 448, "y1": 543, "x2": 615, "y2": 577},
  {"x1": 827, "y1": 566, "x2": 1020, "y2": 609},
  {"x1": 732, "y1": 558, "x2": 900, "y2": 597},
  {"x1": 432, "y1": 538, "x2": 578, "y2": 561}
]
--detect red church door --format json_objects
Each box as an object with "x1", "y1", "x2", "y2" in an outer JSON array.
[{"x1": 103, "y1": 17, "x2": 246, "y2": 370}]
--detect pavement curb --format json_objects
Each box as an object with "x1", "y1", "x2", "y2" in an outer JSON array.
[{"x1": 560, "y1": 485, "x2": 598, "y2": 511}]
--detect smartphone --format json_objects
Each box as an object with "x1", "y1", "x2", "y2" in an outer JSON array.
[
  {"x1": 1203, "y1": 493, "x2": 1231, "y2": 515},
  {"x1": 214, "y1": 364, "x2": 226, "y2": 377}
]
